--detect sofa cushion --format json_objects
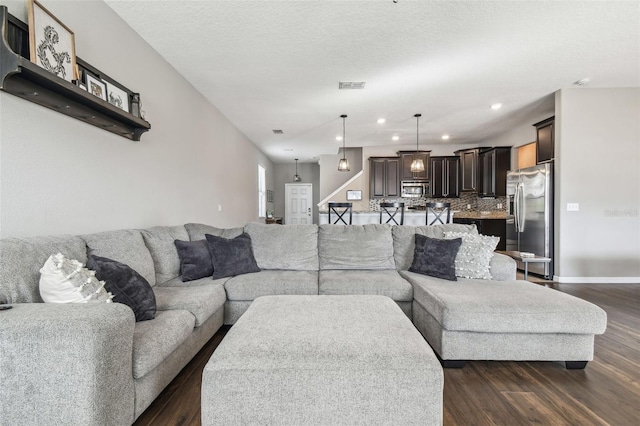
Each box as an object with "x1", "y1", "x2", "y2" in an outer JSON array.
[
  {"x1": 444, "y1": 231, "x2": 499, "y2": 279},
  {"x1": 489, "y1": 253, "x2": 517, "y2": 281},
  {"x1": 81, "y1": 229, "x2": 156, "y2": 286},
  {"x1": 401, "y1": 270, "x2": 608, "y2": 334},
  {"x1": 392, "y1": 224, "x2": 478, "y2": 271},
  {"x1": 206, "y1": 233, "x2": 261, "y2": 279},
  {"x1": 159, "y1": 276, "x2": 230, "y2": 288},
  {"x1": 140, "y1": 225, "x2": 189, "y2": 284},
  {"x1": 244, "y1": 223, "x2": 319, "y2": 270},
  {"x1": 87, "y1": 255, "x2": 156, "y2": 322},
  {"x1": 132, "y1": 310, "x2": 195, "y2": 379},
  {"x1": 39, "y1": 253, "x2": 114, "y2": 304},
  {"x1": 319, "y1": 224, "x2": 395, "y2": 270},
  {"x1": 224, "y1": 270, "x2": 318, "y2": 301},
  {"x1": 319, "y1": 270, "x2": 413, "y2": 302},
  {"x1": 409, "y1": 235, "x2": 461, "y2": 281},
  {"x1": 174, "y1": 239, "x2": 213, "y2": 281},
  {"x1": 154, "y1": 283, "x2": 226, "y2": 327},
  {"x1": 185, "y1": 223, "x2": 243, "y2": 241},
  {"x1": 0, "y1": 235, "x2": 87, "y2": 304}
]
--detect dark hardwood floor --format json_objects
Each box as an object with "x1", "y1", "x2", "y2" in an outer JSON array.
[{"x1": 134, "y1": 283, "x2": 640, "y2": 426}]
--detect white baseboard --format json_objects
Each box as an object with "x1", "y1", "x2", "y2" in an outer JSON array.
[{"x1": 554, "y1": 276, "x2": 640, "y2": 284}]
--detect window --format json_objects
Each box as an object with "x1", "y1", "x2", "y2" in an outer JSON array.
[{"x1": 258, "y1": 164, "x2": 266, "y2": 218}]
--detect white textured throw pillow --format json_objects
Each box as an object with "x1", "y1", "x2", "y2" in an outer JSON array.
[
  {"x1": 443, "y1": 232, "x2": 500, "y2": 279},
  {"x1": 39, "y1": 253, "x2": 114, "y2": 303}
]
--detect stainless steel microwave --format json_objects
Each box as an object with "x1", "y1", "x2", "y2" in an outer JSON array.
[{"x1": 401, "y1": 181, "x2": 429, "y2": 198}]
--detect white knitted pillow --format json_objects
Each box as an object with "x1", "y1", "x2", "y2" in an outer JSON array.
[
  {"x1": 39, "y1": 253, "x2": 114, "y2": 303},
  {"x1": 443, "y1": 232, "x2": 499, "y2": 279}
]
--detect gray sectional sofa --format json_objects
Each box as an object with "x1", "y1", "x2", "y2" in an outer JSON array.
[{"x1": 0, "y1": 222, "x2": 607, "y2": 425}]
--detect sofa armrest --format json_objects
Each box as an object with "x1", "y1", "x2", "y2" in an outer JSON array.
[
  {"x1": 489, "y1": 252, "x2": 517, "y2": 281},
  {"x1": 0, "y1": 303, "x2": 136, "y2": 426}
]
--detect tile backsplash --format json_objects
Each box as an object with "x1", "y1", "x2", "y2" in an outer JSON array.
[{"x1": 369, "y1": 193, "x2": 507, "y2": 212}]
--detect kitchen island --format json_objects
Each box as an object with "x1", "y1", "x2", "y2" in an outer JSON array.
[{"x1": 318, "y1": 210, "x2": 466, "y2": 226}]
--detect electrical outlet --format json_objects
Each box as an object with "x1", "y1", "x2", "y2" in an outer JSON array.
[
  {"x1": 467, "y1": 204, "x2": 471, "y2": 210},
  {"x1": 218, "y1": 204, "x2": 223, "y2": 212},
  {"x1": 567, "y1": 203, "x2": 579, "y2": 212},
  {"x1": 497, "y1": 203, "x2": 503, "y2": 209}
]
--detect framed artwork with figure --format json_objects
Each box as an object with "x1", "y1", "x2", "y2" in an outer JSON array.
[{"x1": 28, "y1": 0, "x2": 77, "y2": 83}]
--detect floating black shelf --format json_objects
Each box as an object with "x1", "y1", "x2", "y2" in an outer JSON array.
[{"x1": 0, "y1": 6, "x2": 150, "y2": 141}]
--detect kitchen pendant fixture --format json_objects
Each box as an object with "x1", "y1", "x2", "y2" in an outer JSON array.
[
  {"x1": 293, "y1": 158, "x2": 302, "y2": 182},
  {"x1": 338, "y1": 114, "x2": 350, "y2": 172},
  {"x1": 410, "y1": 113, "x2": 425, "y2": 173}
]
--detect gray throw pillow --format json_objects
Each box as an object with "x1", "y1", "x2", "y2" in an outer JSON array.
[
  {"x1": 174, "y1": 239, "x2": 213, "y2": 281},
  {"x1": 409, "y1": 234, "x2": 461, "y2": 281},
  {"x1": 86, "y1": 255, "x2": 156, "y2": 322},
  {"x1": 205, "y1": 233, "x2": 260, "y2": 280},
  {"x1": 443, "y1": 232, "x2": 500, "y2": 279}
]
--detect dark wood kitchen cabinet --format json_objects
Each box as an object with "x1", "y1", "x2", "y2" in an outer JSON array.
[
  {"x1": 398, "y1": 151, "x2": 430, "y2": 180},
  {"x1": 369, "y1": 157, "x2": 400, "y2": 198},
  {"x1": 455, "y1": 148, "x2": 479, "y2": 192},
  {"x1": 430, "y1": 156, "x2": 459, "y2": 198},
  {"x1": 534, "y1": 116, "x2": 555, "y2": 163},
  {"x1": 477, "y1": 147, "x2": 511, "y2": 197}
]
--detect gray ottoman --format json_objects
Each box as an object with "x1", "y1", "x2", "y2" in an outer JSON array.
[{"x1": 202, "y1": 295, "x2": 443, "y2": 425}]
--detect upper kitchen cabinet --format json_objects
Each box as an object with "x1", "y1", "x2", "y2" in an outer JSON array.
[
  {"x1": 369, "y1": 157, "x2": 400, "y2": 198},
  {"x1": 477, "y1": 147, "x2": 511, "y2": 197},
  {"x1": 534, "y1": 117, "x2": 555, "y2": 163},
  {"x1": 398, "y1": 151, "x2": 430, "y2": 180},
  {"x1": 430, "y1": 156, "x2": 460, "y2": 198},
  {"x1": 455, "y1": 148, "x2": 479, "y2": 192}
]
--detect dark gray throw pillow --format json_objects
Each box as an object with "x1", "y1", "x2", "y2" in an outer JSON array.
[
  {"x1": 409, "y1": 234, "x2": 462, "y2": 281},
  {"x1": 174, "y1": 239, "x2": 213, "y2": 282},
  {"x1": 86, "y1": 255, "x2": 156, "y2": 322},
  {"x1": 205, "y1": 233, "x2": 260, "y2": 280}
]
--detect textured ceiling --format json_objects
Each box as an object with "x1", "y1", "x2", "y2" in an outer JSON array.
[{"x1": 106, "y1": 0, "x2": 640, "y2": 163}]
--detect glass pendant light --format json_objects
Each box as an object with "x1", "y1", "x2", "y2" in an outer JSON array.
[
  {"x1": 410, "y1": 113, "x2": 425, "y2": 173},
  {"x1": 338, "y1": 114, "x2": 350, "y2": 172},
  {"x1": 293, "y1": 158, "x2": 302, "y2": 182}
]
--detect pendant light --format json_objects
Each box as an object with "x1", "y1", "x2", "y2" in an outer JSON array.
[
  {"x1": 293, "y1": 158, "x2": 302, "y2": 182},
  {"x1": 338, "y1": 114, "x2": 350, "y2": 172},
  {"x1": 410, "y1": 113, "x2": 425, "y2": 173}
]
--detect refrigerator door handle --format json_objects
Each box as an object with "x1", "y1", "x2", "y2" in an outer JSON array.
[
  {"x1": 514, "y1": 183, "x2": 520, "y2": 232},
  {"x1": 517, "y1": 183, "x2": 526, "y2": 232}
]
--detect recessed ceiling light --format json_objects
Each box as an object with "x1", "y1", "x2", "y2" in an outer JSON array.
[
  {"x1": 491, "y1": 103, "x2": 503, "y2": 110},
  {"x1": 392, "y1": 135, "x2": 400, "y2": 141},
  {"x1": 336, "y1": 136, "x2": 343, "y2": 141},
  {"x1": 441, "y1": 134, "x2": 450, "y2": 140},
  {"x1": 574, "y1": 78, "x2": 590, "y2": 86},
  {"x1": 377, "y1": 118, "x2": 386, "y2": 124}
]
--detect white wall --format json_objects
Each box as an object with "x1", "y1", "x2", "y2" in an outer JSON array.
[
  {"x1": 554, "y1": 88, "x2": 640, "y2": 282},
  {"x1": 319, "y1": 147, "x2": 362, "y2": 200},
  {"x1": 273, "y1": 162, "x2": 320, "y2": 224},
  {"x1": 0, "y1": 0, "x2": 273, "y2": 237}
]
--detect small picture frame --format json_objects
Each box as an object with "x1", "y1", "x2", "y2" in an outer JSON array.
[
  {"x1": 28, "y1": 0, "x2": 77, "y2": 82},
  {"x1": 346, "y1": 190, "x2": 362, "y2": 201},
  {"x1": 85, "y1": 74, "x2": 106, "y2": 101},
  {"x1": 106, "y1": 82, "x2": 130, "y2": 113}
]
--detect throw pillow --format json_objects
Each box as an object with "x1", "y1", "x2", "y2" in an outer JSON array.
[
  {"x1": 443, "y1": 232, "x2": 500, "y2": 279},
  {"x1": 205, "y1": 233, "x2": 260, "y2": 280},
  {"x1": 39, "y1": 253, "x2": 114, "y2": 304},
  {"x1": 174, "y1": 239, "x2": 213, "y2": 282},
  {"x1": 86, "y1": 255, "x2": 156, "y2": 322},
  {"x1": 409, "y1": 234, "x2": 462, "y2": 281}
]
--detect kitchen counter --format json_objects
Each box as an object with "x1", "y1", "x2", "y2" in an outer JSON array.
[
  {"x1": 453, "y1": 211, "x2": 507, "y2": 219},
  {"x1": 318, "y1": 210, "x2": 460, "y2": 226}
]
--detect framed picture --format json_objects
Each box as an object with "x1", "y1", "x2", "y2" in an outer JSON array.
[
  {"x1": 28, "y1": 0, "x2": 77, "y2": 83},
  {"x1": 85, "y1": 74, "x2": 106, "y2": 101},
  {"x1": 346, "y1": 190, "x2": 362, "y2": 201},
  {"x1": 105, "y1": 82, "x2": 130, "y2": 113}
]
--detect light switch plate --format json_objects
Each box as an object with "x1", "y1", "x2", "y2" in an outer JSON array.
[
  {"x1": 567, "y1": 203, "x2": 579, "y2": 211},
  {"x1": 218, "y1": 204, "x2": 223, "y2": 212}
]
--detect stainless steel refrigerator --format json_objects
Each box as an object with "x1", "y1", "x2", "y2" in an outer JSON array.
[{"x1": 506, "y1": 163, "x2": 553, "y2": 277}]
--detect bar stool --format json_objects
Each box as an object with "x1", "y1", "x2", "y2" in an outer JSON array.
[
  {"x1": 379, "y1": 202, "x2": 405, "y2": 225},
  {"x1": 426, "y1": 202, "x2": 451, "y2": 225},
  {"x1": 328, "y1": 202, "x2": 353, "y2": 225}
]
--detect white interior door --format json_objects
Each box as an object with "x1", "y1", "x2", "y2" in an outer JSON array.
[{"x1": 285, "y1": 183, "x2": 313, "y2": 224}]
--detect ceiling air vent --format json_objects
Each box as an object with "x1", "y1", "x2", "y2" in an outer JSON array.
[
  {"x1": 272, "y1": 129, "x2": 284, "y2": 134},
  {"x1": 339, "y1": 81, "x2": 366, "y2": 90}
]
